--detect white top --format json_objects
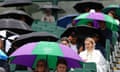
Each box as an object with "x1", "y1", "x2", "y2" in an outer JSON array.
[
  {"x1": 79, "y1": 49, "x2": 108, "y2": 72},
  {"x1": 41, "y1": 15, "x2": 55, "y2": 22},
  {"x1": 70, "y1": 44, "x2": 77, "y2": 53}
]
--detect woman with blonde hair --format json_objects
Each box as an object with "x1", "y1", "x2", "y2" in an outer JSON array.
[{"x1": 79, "y1": 37, "x2": 108, "y2": 72}]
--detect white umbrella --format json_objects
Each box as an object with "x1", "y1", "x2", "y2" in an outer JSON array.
[{"x1": 0, "y1": 30, "x2": 19, "y2": 52}]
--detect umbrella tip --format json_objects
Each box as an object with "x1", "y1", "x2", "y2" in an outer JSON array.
[{"x1": 89, "y1": 9, "x2": 96, "y2": 13}]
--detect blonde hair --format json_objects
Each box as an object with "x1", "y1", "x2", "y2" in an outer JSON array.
[{"x1": 85, "y1": 37, "x2": 96, "y2": 48}]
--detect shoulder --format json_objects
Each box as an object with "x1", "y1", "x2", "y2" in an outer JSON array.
[
  {"x1": 79, "y1": 51, "x2": 86, "y2": 56},
  {"x1": 94, "y1": 49, "x2": 103, "y2": 55}
]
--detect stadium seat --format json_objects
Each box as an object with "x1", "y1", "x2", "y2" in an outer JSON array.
[
  {"x1": 82, "y1": 62, "x2": 96, "y2": 72},
  {"x1": 105, "y1": 39, "x2": 111, "y2": 61}
]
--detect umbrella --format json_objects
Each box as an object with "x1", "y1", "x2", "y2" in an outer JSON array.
[
  {"x1": 0, "y1": 49, "x2": 8, "y2": 60},
  {"x1": 73, "y1": 1, "x2": 104, "y2": 13},
  {"x1": 40, "y1": 5, "x2": 65, "y2": 13},
  {"x1": 0, "y1": 30, "x2": 19, "y2": 52},
  {"x1": 102, "y1": 5, "x2": 120, "y2": 17},
  {"x1": 10, "y1": 41, "x2": 83, "y2": 69},
  {"x1": 12, "y1": 32, "x2": 59, "y2": 47},
  {"x1": 61, "y1": 26, "x2": 105, "y2": 40},
  {"x1": 0, "y1": 10, "x2": 34, "y2": 26},
  {"x1": 57, "y1": 14, "x2": 79, "y2": 28},
  {"x1": 0, "y1": 19, "x2": 33, "y2": 34},
  {"x1": 0, "y1": 0, "x2": 32, "y2": 7},
  {"x1": 74, "y1": 12, "x2": 119, "y2": 31},
  {"x1": 23, "y1": 3, "x2": 41, "y2": 14}
]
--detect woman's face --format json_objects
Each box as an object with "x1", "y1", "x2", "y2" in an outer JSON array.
[
  {"x1": 57, "y1": 64, "x2": 67, "y2": 72},
  {"x1": 35, "y1": 61, "x2": 45, "y2": 72},
  {"x1": 61, "y1": 41, "x2": 69, "y2": 46},
  {"x1": 84, "y1": 40, "x2": 94, "y2": 50}
]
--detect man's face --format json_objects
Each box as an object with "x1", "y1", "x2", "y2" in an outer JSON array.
[
  {"x1": 57, "y1": 64, "x2": 67, "y2": 72},
  {"x1": 68, "y1": 36, "x2": 73, "y2": 42},
  {"x1": 36, "y1": 61, "x2": 45, "y2": 72}
]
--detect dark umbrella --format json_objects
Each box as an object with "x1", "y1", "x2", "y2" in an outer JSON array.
[
  {"x1": 61, "y1": 26, "x2": 105, "y2": 44},
  {"x1": 61, "y1": 26, "x2": 100, "y2": 37},
  {"x1": 40, "y1": 5, "x2": 65, "y2": 13},
  {"x1": 73, "y1": 1, "x2": 104, "y2": 13},
  {"x1": 0, "y1": 10, "x2": 34, "y2": 26},
  {"x1": 12, "y1": 32, "x2": 59, "y2": 47},
  {"x1": 0, "y1": 19, "x2": 33, "y2": 34},
  {"x1": 0, "y1": 0, "x2": 32, "y2": 7},
  {"x1": 23, "y1": 3, "x2": 41, "y2": 14}
]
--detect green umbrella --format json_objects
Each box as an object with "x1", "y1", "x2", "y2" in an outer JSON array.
[
  {"x1": 74, "y1": 12, "x2": 119, "y2": 31},
  {"x1": 102, "y1": 5, "x2": 120, "y2": 17}
]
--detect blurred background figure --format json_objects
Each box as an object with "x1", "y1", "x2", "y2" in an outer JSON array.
[
  {"x1": 79, "y1": 37, "x2": 107, "y2": 72},
  {"x1": 34, "y1": 59, "x2": 49, "y2": 72},
  {"x1": 55, "y1": 58, "x2": 68, "y2": 72},
  {"x1": 108, "y1": 10, "x2": 120, "y2": 25},
  {"x1": 0, "y1": 39, "x2": 3, "y2": 51},
  {"x1": 66, "y1": 18, "x2": 77, "y2": 28},
  {"x1": 41, "y1": 9, "x2": 55, "y2": 22},
  {"x1": 91, "y1": 34, "x2": 106, "y2": 57},
  {"x1": 60, "y1": 37, "x2": 70, "y2": 47},
  {"x1": 68, "y1": 33, "x2": 78, "y2": 53},
  {"x1": 98, "y1": 21, "x2": 112, "y2": 44}
]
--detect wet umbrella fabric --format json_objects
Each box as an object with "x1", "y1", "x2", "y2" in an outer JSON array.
[
  {"x1": 0, "y1": 30, "x2": 19, "y2": 52},
  {"x1": 0, "y1": 0, "x2": 32, "y2": 7},
  {"x1": 61, "y1": 25, "x2": 105, "y2": 44},
  {"x1": 0, "y1": 10, "x2": 33, "y2": 26},
  {"x1": 40, "y1": 5, "x2": 65, "y2": 13},
  {"x1": 10, "y1": 41, "x2": 83, "y2": 69},
  {"x1": 57, "y1": 14, "x2": 79, "y2": 28},
  {"x1": 0, "y1": 19, "x2": 33, "y2": 34},
  {"x1": 74, "y1": 12, "x2": 119, "y2": 31},
  {"x1": 61, "y1": 26, "x2": 104, "y2": 39},
  {"x1": 73, "y1": 1, "x2": 104, "y2": 13},
  {"x1": 12, "y1": 32, "x2": 59, "y2": 47}
]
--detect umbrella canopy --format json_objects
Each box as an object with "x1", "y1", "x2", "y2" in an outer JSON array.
[
  {"x1": 0, "y1": 19, "x2": 33, "y2": 34},
  {"x1": 61, "y1": 26, "x2": 105, "y2": 40},
  {"x1": 0, "y1": 0, "x2": 32, "y2": 7},
  {"x1": 102, "y1": 5, "x2": 120, "y2": 17},
  {"x1": 0, "y1": 30, "x2": 19, "y2": 52},
  {"x1": 10, "y1": 41, "x2": 83, "y2": 69},
  {"x1": 12, "y1": 32, "x2": 59, "y2": 47},
  {"x1": 0, "y1": 49, "x2": 8, "y2": 60},
  {"x1": 73, "y1": 1, "x2": 104, "y2": 13},
  {"x1": 23, "y1": 3, "x2": 41, "y2": 14},
  {"x1": 0, "y1": 10, "x2": 34, "y2": 26},
  {"x1": 74, "y1": 12, "x2": 119, "y2": 31},
  {"x1": 57, "y1": 14, "x2": 79, "y2": 28},
  {"x1": 40, "y1": 5, "x2": 65, "y2": 13}
]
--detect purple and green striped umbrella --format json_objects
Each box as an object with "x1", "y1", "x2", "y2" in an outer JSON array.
[
  {"x1": 74, "y1": 12, "x2": 119, "y2": 31},
  {"x1": 9, "y1": 41, "x2": 83, "y2": 69}
]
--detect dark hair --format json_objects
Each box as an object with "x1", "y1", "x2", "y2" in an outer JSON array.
[
  {"x1": 36, "y1": 59, "x2": 49, "y2": 72},
  {"x1": 69, "y1": 32, "x2": 78, "y2": 38},
  {"x1": 56, "y1": 58, "x2": 67, "y2": 67}
]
